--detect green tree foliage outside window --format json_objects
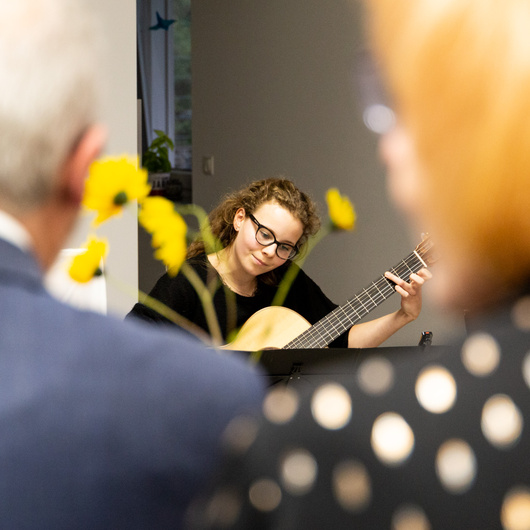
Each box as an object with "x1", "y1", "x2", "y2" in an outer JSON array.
[{"x1": 174, "y1": 0, "x2": 191, "y2": 148}]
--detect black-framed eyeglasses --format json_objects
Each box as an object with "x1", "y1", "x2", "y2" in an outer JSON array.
[{"x1": 248, "y1": 214, "x2": 298, "y2": 260}]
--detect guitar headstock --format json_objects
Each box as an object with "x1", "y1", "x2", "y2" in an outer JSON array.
[{"x1": 415, "y1": 234, "x2": 438, "y2": 267}]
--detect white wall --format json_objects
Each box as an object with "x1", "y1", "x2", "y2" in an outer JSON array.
[
  {"x1": 68, "y1": 0, "x2": 139, "y2": 317},
  {"x1": 192, "y1": 0, "x2": 464, "y2": 346}
]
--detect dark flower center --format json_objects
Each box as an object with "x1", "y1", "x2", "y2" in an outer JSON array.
[{"x1": 114, "y1": 191, "x2": 128, "y2": 205}]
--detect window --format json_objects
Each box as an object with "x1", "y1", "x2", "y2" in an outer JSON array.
[
  {"x1": 137, "y1": 0, "x2": 192, "y2": 171},
  {"x1": 173, "y1": 0, "x2": 192, "y2": 170}
]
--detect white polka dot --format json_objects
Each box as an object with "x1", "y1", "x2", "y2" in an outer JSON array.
[
  {"x1": 415, "y1": 365, "x2": 457, "y2": 414},
  {"x1": 357, "y1": 356, "x2": 395, "y2": 395},
  {"x1": 501, "y1": 486, "x2": 530, "y2": 530},
  {"x1": 523, "y1": 352, "x2": 530, "y2": 390},
  {"x1": 511, "y1": 296, "x2": 530, "y2": 331},
  {"x1": 205, "y1": 488, "x2": 242, "y2": 527},
  {"x1": 222, "y1": 415, "x2": 259, "y2": 454},
  {"x1": 248, "y1": 478, "x2": 282, "y2": 512},
  {"x1": 461, "y1": 333, "x2": 501, "y2": 377},
  {"x1": 435, "y1": 439, "x2": 477, "y2": 494},
  {"x1": 263, "y1": 386, "x2": 299, "y2": 425},
  {"x1": 280, "y1": 448, "x2": 318, "y2": 495},
  {"x1": 311, "y1": 383, "x2": 352, "y2": 430},
  {"x1": 332, "y1": 460, "x2": 371, "y2": 513},
  {"x1": 481, "y1": 394, "x2": 523, "y2": 449},
  {"x1": 371, "y1": 412, "x2": 415, "y2": 466},
  {"x1": 392, "y1": 504, "x2": 432, "y2": 530}
]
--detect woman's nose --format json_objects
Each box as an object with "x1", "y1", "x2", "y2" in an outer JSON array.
[{"x1": 261, "y1": 243, "x2": 277, "y2": 257}]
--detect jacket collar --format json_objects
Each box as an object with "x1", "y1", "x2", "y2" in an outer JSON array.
[
  {"x1": 0, "y1": 237, "x2": 43, "y2": 292},
  {"x1": 0, "y1": 209, "x2": 32, "y2": 252}
]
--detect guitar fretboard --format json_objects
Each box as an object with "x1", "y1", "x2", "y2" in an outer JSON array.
[{"x1": 284, "y1": 250, "x2": 427, "y2": 349}]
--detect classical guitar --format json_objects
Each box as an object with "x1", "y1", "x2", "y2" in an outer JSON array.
[{"x1": 221, "y1": 237, "x2": 435, "y2": 351}]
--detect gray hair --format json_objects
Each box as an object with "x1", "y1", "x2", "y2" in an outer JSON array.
[{"x1": 0, "y1": 0, "x2": 103, "y2": 212}]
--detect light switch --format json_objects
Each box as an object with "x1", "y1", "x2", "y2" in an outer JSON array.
[{"x1": 202, "y1": 155, "x2": 214, "y2": 176}]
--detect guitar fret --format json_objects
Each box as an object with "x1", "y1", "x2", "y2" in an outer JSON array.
[
  {"x1": 354, "y1": 293, "x2": 371, "y2": 313},
  {"x1": 297, "y1": 310, "x2": 349, "y2": 349},
  {"x1": 403, "y1": 260, "x2": 414, "y2": 275},
  {"x1": 345, "y1": 301, "x2": 363, "y2": 320},
  {"x1": 362, "y1": 289, "x2": 378, "y2": 307},
  {"x1": 371, "y1": 281, "x2": 386, "y2": 299},
  {"x1": 336, "y1": 305, "x2": 352, "y2": 323},
  {"x1": 326, "y1": 309, "x2": 351, "y2": 337},
  {"x1": 414, "y1": 249, "x2": 428, "y2": 268},
  {"x1": 292, "y1": 326, "x2": 327, "y2": 349}
]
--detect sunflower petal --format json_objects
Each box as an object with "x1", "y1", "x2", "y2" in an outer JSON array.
[
  {"x1": 83, "y1": 155, "x2": 150, "y2": 226},
  {"x1": 139, "y1": 196, "x2": 188, "y2": 275},
  {"x1": 68, "y1": 236, "x2": 108, "y2": 283},
  {"x1": 326, "y1": 188, "x2": 356, "y2": 230}
]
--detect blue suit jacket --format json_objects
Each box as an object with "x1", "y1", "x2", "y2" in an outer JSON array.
[{"x1": 0, "y1": 238, "x2": 265, "y2": 529}]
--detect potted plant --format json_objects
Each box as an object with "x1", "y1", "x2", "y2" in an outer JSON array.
[
  {"x1": 142, "y1": 129, "x2": 175, "y2": 173},
  {"x1": 142, "y1": 130, "x2": 175, "y2": 196}
]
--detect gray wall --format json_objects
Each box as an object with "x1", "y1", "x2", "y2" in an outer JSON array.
[{"x1": 190, "y1": 0, "x2": 464, "y2": 347}]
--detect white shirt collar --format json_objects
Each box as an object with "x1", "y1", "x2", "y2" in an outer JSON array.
[{"x1": 0, "y1": 209, "x2": 32, "y2": 251}]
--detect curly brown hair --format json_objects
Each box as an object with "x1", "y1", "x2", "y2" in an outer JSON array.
[{"x1": 188, "y1": 177, "x2": 321, "y2": 261}]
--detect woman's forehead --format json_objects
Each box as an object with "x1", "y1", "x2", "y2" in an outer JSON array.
[{"x1": 252, "y1": 202, "x2": 304, "y2": 242}]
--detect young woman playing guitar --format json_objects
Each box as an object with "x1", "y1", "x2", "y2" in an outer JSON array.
[{"x1": 127, "y1": 177, "x2": 431, "y2": 349}]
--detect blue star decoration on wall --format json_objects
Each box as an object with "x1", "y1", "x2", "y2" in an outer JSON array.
[{"x1": 149, "y1": 11, "x2": 176, "y2": 31}]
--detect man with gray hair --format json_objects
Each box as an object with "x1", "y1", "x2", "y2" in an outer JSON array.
[{"x1": 0, "y1": 1, "x2": 264, "y2": 528}]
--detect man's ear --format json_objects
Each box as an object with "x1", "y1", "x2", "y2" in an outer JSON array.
[{"x1": 61, "y1": 124, "x2": 107, "y2": 204}]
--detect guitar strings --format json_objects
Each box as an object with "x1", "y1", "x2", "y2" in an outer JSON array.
[{"x1": 285, "y1": 251, "x2": 425, "y2": 349}]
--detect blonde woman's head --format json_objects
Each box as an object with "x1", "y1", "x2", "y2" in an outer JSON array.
[{"x1": 366, "y1": 0, "x2": 530, "y2": 309}]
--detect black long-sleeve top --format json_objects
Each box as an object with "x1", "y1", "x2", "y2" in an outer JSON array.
[{"x1": 126, "y1": 254, "x2": 348, "y2": 348}]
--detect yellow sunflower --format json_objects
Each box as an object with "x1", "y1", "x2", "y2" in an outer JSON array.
[
  {"x1": 83, "y1": 155, "x2": 151, "y2": 225},
  {"x1": 139, "y1": 196, "x2": 188, "y2": 276},
  {"x1": 68, "y1": 235, "x2": 108, "y2": 283},
  {"x1": 326, "y1": 188, "x2": 356, "y2": 231}
]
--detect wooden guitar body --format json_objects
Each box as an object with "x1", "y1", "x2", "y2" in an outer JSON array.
[{"x1": 220, "y1": 307, "x2": 312, "y2": 351}]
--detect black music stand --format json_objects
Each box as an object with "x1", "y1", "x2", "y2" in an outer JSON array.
[{"x1": 242, "y1": 345, "x2": 446, "y2": 387}]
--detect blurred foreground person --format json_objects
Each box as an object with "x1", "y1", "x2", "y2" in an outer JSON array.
[
  {"x1": 188, "y1": 0, "x2": 530, "y2": 528},
  {"x1": 0, "y1": 1, "x2": 264, "y2": 528}
]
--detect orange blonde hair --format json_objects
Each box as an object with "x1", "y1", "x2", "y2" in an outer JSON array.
[{"x1": 365, "y1": 0, "x2": 530, "y2": 289}]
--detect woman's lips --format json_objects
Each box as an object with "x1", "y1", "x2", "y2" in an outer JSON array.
[
  {"x1": 252, "y1": 254, "x2": 267, "y2": 267},
  {"x1": 252, "y1": 254, "x2": 265, "y2": 266}
]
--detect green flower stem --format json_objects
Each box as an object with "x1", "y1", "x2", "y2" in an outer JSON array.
[
  {"x1": 173, "y1": 203, "x2": 207, "y2": 220},
  {"x1": 180, "y1": 262, "x2": 224, "y2": 346},
  {"x1": 105, "y1": 271, "x2": 214, "y2": 347},
  {"x1": 174, "y1": 203, "x2": 220, "y2": 255},
  {"x1": 139, "y1": 290, "x2": 214, "y2": 344},
  {"x1": 133, "y1": 201, "x2": 224, "y2": 347},
  {"x1": 272, "y1": 225, "x2": 331, "y2": 308}
]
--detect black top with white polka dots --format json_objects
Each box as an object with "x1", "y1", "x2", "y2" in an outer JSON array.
[{"x1": 188, "y1": 295, "x2": 530, "y2": 529}]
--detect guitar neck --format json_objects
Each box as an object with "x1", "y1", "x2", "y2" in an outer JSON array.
[{"x1": 284, "y1": 249, "x2": 428, "y2": 349}]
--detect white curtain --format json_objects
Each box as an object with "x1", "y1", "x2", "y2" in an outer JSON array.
[{"x1": 137, "y1": 0, "x2": 175, "y2": 159}]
